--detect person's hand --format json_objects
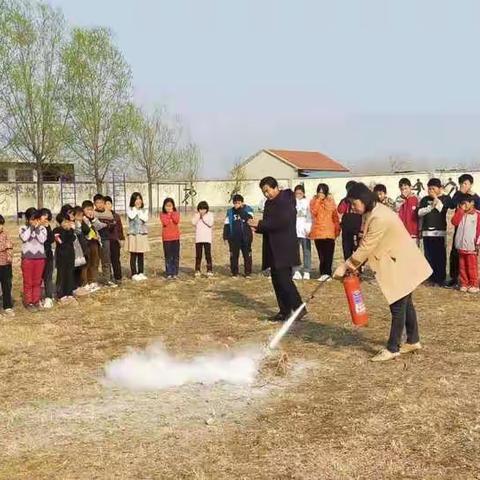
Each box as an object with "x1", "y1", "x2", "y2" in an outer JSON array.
[
  {"x1": 333, "y1": 263, "x2": 348, "y2": 280},
  {"x1": 247, "y1": 218, "x2": 258, "y2": 229}
]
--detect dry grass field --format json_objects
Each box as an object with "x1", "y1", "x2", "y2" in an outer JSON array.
[{"x1": 1, "y1": 214, "x2": 479, "y2": 479}]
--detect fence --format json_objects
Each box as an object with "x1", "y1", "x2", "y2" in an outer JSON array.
[{"x1": 1, "y1": 169, "x2": 479, "y2": 220}]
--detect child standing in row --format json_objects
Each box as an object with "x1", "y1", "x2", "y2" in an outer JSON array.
[
  {"x1": 395, "y1": 178, "x2": 419, "y2": 241},
  {"x1": 373, "y1": 184, "x2": 395, "y2": 210},
  {"x1": 293, "y1": 184, "x2": 312, "y2": 280},
  {"x1": 451, "y1": 194, "x2": 480, "y2": 293},
  {"x1": 94, "y1": 194, "x2": 117, "y2": 288},
  {"x1": 310, "y1": 183, "x2": 340, "y2": 282},
  {"x1": 126, "y1": 192, "x2": 149, "y2": 281},
  {"x1": 73, "y1": 205, "x2": 90, "y2": 291},
  {"x1": 337, "y1": 180, "x2": 363, "y2": 260},
  {"x1": 160, "y1": 197, "x2": 181, "y2": 279},
  {"x1": 0, "y1": 215, "x2": 14, "y2": 316},
  {"x1": 39, "y1": 208, "x2": 55, "y2": 308},
  {"x1": 82, "y1": 200, "x2": 103, "y2": 293},
  {"x1": 418, "y1": 178, "x2": 452, "y2": 286},
  {"x1": 192, "y1": 201, "x2": 214, "y2": 277},
  {"x1": 223, "y1": 194, "x2": 253, "y2": 278},
  {"x1": 105, "y1": 196, "x2": 125, "y2": 284},
  {"x1": 53, "y1": 213, "x2": 77, "y2": 303},
  {"x1": 19, "y1": 208, "x2": 47, "y2": 310}
]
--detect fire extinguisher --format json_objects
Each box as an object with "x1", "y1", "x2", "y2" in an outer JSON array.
[{"x1": 343, "y1": 273, "x2": 368, "y2": 327}]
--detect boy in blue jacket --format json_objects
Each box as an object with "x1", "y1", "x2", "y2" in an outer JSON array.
[{"x1": 223, "y1": 194, "x2": 254, "y2": 277}]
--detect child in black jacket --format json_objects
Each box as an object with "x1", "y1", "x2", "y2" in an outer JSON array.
[
  {"x1": 39, "y1": 208, "x2": 55, "y2": 308},
  {"x1": 53, "y1": 213, "x2": 77, "y2": 303},
  {"x1": 418, "y1": 178, "x2": 452, "y2": 286},
  {"x1": 223, "y1": 194, "x2": 254, "y2": 277}
]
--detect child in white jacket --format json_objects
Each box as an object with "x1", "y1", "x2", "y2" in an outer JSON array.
[{"x1": 293, "y1": 184, "x2": 312, "y2": 280}]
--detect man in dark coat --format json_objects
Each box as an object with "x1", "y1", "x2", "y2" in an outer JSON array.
[{"x1": 248, "y1": 176, "x2": 304, "y2": 321}]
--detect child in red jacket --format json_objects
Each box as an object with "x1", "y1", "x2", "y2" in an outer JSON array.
[
  {"x1": 395, "y1": 178, "x2": 419, "y2": 241},
  {"x1": 160, "y1": 197, "x2": 181, "y2": 279},
  {"x1": 451, "y1": 194, "x2": 480, "y2": 293}
]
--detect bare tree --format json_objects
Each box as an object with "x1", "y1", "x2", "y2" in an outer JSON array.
[
  {"x1": 179, "y1": 141, "x2": 202, "y2": 182},
  {"x1": 63, "y1": 27, "x2": 133, "y2": 192},
  {"x1": 129, "y1": 106, "x2": 183, "y2": 212},
  {"x1": 177, "y1": 141, "x2": 202, "y2": 208},
  {"x1": 228, "y1": 158, "x2": 246, "y2": 202},
  {"x1": 0, "y1": 0, "x2": 69, "y2": 207}
]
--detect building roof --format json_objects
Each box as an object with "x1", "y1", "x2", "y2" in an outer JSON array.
[{"x1": 266, "y1": 149, "x2": 349, "y2": 172}]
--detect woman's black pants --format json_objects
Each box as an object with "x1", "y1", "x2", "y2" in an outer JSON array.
[{"x1": 387, "y1": 293, "x2": 420, "y2": 353}]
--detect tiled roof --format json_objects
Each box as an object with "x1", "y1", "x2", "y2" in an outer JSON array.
[{"x1": 267, "y1": 149, "x2": 349, "y2": 172}]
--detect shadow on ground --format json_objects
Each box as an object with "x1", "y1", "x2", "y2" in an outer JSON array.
[{"x1": 291, "y1": 319, "x2": 383, "y2": 354}]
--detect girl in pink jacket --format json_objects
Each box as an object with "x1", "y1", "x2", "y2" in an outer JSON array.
[{"x1": 192, "y1": 201, "x2": 214, "y2": 277}]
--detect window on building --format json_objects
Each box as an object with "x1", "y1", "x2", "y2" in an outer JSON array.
[
  {"x1": 15, "y1": 168, "x2": 34, "y2": 182},
  {"x1": 0, "y1": 168, "x2": 8, "y2": 182}
]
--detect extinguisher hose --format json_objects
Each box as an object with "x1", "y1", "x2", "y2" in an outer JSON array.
[{"x1": 267, "y1": 280, "x2": 327, "y2": 350}]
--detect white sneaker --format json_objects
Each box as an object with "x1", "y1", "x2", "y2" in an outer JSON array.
[
  {"x1": 399, "y1": 342, "x2": 422, "y2": 354},
  {"x1": 370, "y1": 348, "x2": 400, "y2": 362},
  {"x1": 318, "y1": 274, "x2": 331, "y2": 282},
  {"x1": 43, "y1": 297, "x2": 54, "y2": 309},
  {"x1": 106, "y1": 281, "x2": 118, "y2": 288},
  {"x1": 89, "y1": 283, "x2": 101, "y2": 292},
  {"x1": 460, "y1": 286, "x2": 469, "y2": 292},
  {"x1": 206, "y1": 271, "x2": 214, "y2": 277},
  {"x1": 138, "y1": 273, "x2": 147, "y2": 281},
  {"x1": 303, "y1": 272, "x2": 310, "y2": 280},
  {"x1": 131, "y1": 274, "x2": 140, "y2": 281},
  {"x1": 293, "y1": 271, "x2": 302, "y2": 281},
  {"x1": 3, "y1": 308, "x2": 15, "y2": 317},
  {"x1": 194, "y1": 271, "x2": 201, "y2": 278},
  {"x1": 468, "y1": 286, "x2": 480, "y2": 293}
]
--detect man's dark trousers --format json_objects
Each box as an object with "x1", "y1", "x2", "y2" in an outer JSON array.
[{"x1": 270, "y1": 266, "x2": 303, "y2": 316}]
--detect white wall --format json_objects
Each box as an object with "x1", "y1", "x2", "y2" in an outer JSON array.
[{"x1": 1, "y1": 170, "x2": 479, "y2": 217}]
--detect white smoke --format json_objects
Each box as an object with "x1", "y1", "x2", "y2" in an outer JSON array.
[{"x1": 103, "y1": 343, "x2": 264, "y2": 391}]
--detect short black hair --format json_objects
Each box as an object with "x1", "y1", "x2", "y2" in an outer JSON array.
[
  {"x1": 25, "y1": 207, "x2": 38, "y2": 221},
  {"x1": 259, "y1": 176, "x2": 278, "y2": 189},
  {"x1": 458, "y1": 174, "x2": 474, "y2": 185},
  {"x1": 427, "y1": 178, "x2": 442, "y2": 189},
  {"x1": 316, "y1": 183, "x2": 329, "y2": 196},
  {"x1": 129, "y1": 192, "x2": 144, "y2": 208},
  {"x1": 460, "y1": 193, "x2": 475, "y2": 204},
  {"x1": 60, "y1": 204, "x2": 74, "y2": 219},
  {"x1": 373, "y1": 184, "x2": 387, "y2": 194},
  {"x1": 93, "y1": 193, "x2": 104, "y2": 203},
  {"x1": 347, "y1": 182, "x2": 377, "y2": 212},
  {"x1": 197, "y1": 201, "x2": 209, "y2": 211},
  {"x1": 55, "y1": 213, "x2": 70, "y2": 225},
  {"x1": 82, "y1": 200, "x2": 94, "y2": 209},
  {"x1": 346, "y1": 180, "x2": 357, "y2": 192},
  {"x1": 162, "y1": 197, "x2": 176, "y2": 213},
  {"x1": 73, "y1": 206, "x2": 83, "y2": 215},
  {"x1": 39, "y1": 208, "x2": 52, "y2": 221},
  {"x1": 104, "y1": 195, "x2": 113, "y2": 203},
  {"x1": 0, "y1": 215, "x2": 5, "y2": 225},
  {"x1": 294, "y1": 184, "x2": 305, "y2": 194},
  {"x1": 232, "y1": 194, "x2": 244, "y2": 203},
  {"x1": 399, "y1": 178, "x2": 411, "y2": 188}
]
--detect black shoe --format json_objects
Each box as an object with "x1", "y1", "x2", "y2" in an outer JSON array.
[
  {"x1": 267, "y1": 312, "x2": 286, "y2": 322},
  {"x1": 443, "y1": 279, "x2": 457, "y2": 289}
]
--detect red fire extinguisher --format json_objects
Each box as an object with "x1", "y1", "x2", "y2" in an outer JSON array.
[{"x1": 343, "y1": 274, "x2": 368, "y2": 327}]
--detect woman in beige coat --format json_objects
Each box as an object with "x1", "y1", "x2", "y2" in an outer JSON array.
[{"x1": 334, "y1": 183, "x2": 432, "y2": 362}]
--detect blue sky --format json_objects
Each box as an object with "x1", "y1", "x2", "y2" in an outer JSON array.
[{"x1": 50, "y1": 0, "x2": 480, "y2": 177}]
